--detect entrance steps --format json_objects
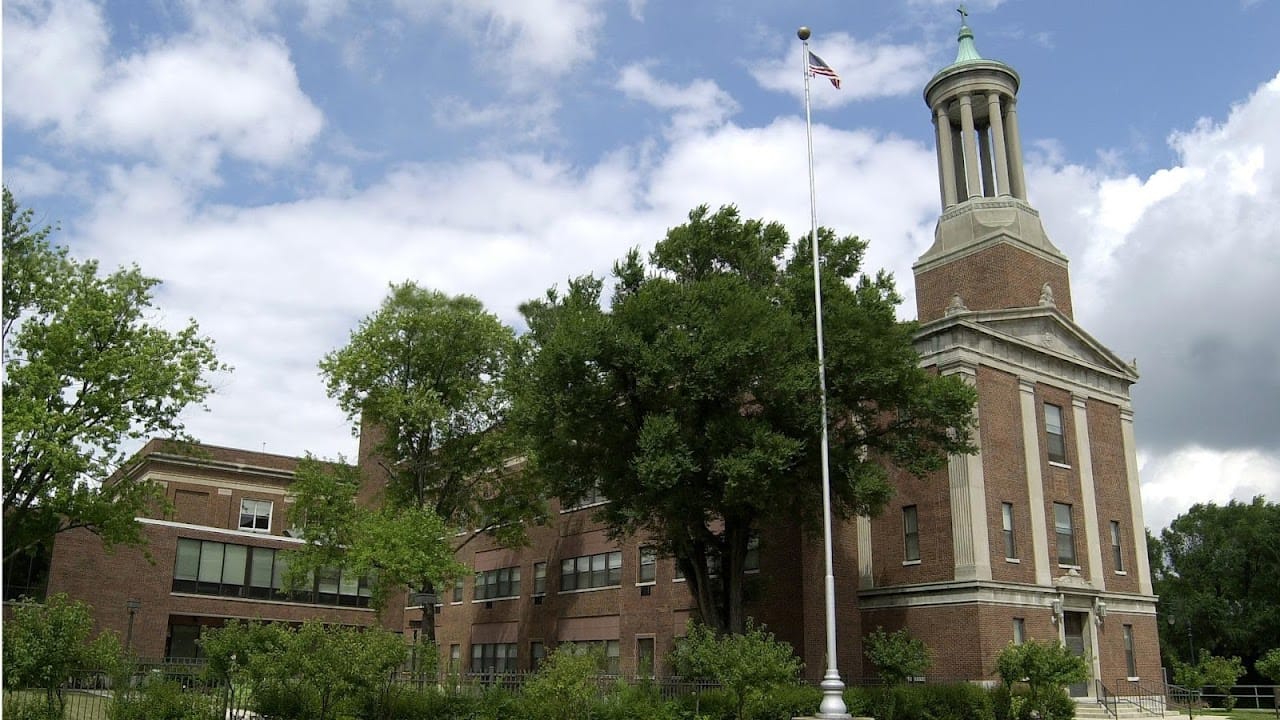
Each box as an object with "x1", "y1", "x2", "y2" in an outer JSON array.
[{"x1": 1074, "y1": 699, "x2": 1163, "y2": 719}]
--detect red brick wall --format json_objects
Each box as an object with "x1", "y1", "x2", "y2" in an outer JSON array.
[
  {"x1": 915, "y1": 243, "x2": 1073, "y2": 323},
  {"x1": 978, "y1": 367, "x2": 1038, "y2": 584},
  {"x1": 1086, "y1": 400, "x2": 1141, "y2": 594},
  {"x1": 869, "y1": 465, "x2": 954, "y2": 588},
  {"x1": 1035, "y1": 383, "x2": 1089, "y2": 579},
  {"x1": 45, "y1": 524, "x2": 388, "y2": 659}
]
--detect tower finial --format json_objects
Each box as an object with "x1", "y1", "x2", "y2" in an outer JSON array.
[
  {"x1": 957, "y1": 4, "x2": 969, "y2": 25},
  {"x1": 952, "y1": 5, "x2": 982, "y2": 64}
]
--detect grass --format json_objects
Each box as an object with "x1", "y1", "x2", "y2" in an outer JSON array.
[{"x1": 3, "y1": 689, "x2": 112, "y2": 720}]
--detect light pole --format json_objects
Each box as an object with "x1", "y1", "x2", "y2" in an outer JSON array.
[{"x1": 125, "y1": 599, "x2": 141, "y2": 653}]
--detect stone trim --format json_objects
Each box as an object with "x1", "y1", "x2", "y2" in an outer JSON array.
[
  {"x1": 1072, "y1": 395, "x2": 1106, "y2": 590},
  {"x1": 1019, "y1": 381, "x2": 1053, "y2": 585}
]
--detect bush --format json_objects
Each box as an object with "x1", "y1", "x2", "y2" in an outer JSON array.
[
  {"x1": 990, "y1": 684, "x2": 1072, "y2": 720},
  {"x1": 669, "y1": 620, "x2": 803, "y2": 720},
  {"x1": 2, "y1": 694, "x2": 63, "y2": 720},
  {"x1": 519, "y1": 647, "x2": 604, "y2": 720},
  {"x1": 108, "y1": 679, "x2": 221, "y2": 720},
  {"x1": 919, "y1": 682, "x2": 993, "y2": 720},
  {"x1": 595, "y1": 682, "x2": 680, "y2": 720},
  {"x1": 252, "y1": 681, "x2": 320, "y2": 720},
  {"x1": 864, "y1": 628, "x2": 932, "y2": 686},
  {"x1": 1257, "y1": 648, "x2": 1280, "y2": 683},
  {"x1": 746, "y1": 683, "x2": 821, "y2": 720},
  {"x1": 672, "y1": 687, "x2": 737, "y2": 720},
  {"x1": 356, "y1": 685, "x2": 484, "y2": 720}
]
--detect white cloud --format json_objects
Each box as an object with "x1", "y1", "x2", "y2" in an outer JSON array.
[
  {"x1": 3, "y1": 0, "x2": 323, "y2": 183},
  {"x1": 1138, "y1": 447, "x2": 1280, "y2": 532},
  {"x1": 752, "y1": 33, "x2": 933, "y2": 105},
  {"x1": 616, "y1": 64, "x2": 739, "y2": 137},
  {"x1": 390, "y1": 0, "x2": 607, "y2": 80}
]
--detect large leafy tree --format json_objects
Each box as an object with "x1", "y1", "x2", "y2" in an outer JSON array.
[
  {"x1": 2, "y1": 187, "x2": 225, "y2": 562},
  {"x1": 290, "y1": 283, "x2": 540, "y2": 633},
  {"x1": 512, "y1": 204, "x2": 976, "y2": 633},
  {"x1": 1153, "y1": 497, "x2": 1280, "y2": 673}
]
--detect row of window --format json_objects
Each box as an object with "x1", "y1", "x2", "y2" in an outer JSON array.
[
  {"x1": 172, "y1": 538, "x2": 372, "y2": 608},
  {"x1": 459, "y1": 543, "x2": 762, "y2": 603},
  {"x1": 464, "y1": 639, "x2": 632, "y2": 675},
  {"x1": 901, "y1": 503, "x2": 1127, "y2": 571},
  {"x1": 1010, "y1": 618, "x2": 1138, "y2": 678}
]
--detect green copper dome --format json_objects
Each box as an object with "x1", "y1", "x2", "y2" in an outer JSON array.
[{"x1": 953, "y1": 22, "x2": 982, "y2": 65}]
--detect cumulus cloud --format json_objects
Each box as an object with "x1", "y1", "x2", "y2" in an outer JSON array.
[
  {"x1": 3, "y1": 0, "x2": 323, "y2": 183},
  {"x1": 616, "y1": 64, "x2": 739, "y2": 137},
  {"x1": 390, "y1": 0, "x2": 606, "y2": 81},
  {"x1": 752, "y1": 33, "x2": 933, "y2": 105}
]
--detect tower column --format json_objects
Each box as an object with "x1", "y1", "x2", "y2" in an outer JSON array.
[
  {"x1": 977, "y1": 124, "x2": 995, "y2": 197},
  {"x1": 1120, "y1": 407, "x2": 1154, "y2": 594},
  {"x1": 958, "y1": 94, "x2": 982, "y2": 200},
  {"x1": 1019, "y1": 379, "x2": 1052, "y2": 585},
  {"x1": 1072, "y1": 394, "x2": 1106, "y2": 590},
  {"x1": 986, "y1": 92, "x2": 1011, "y2": 196},
  {"x1": 1003, "y1": 98, "x2": 1027, "y2": 200},
  {"x1": 934, "y1": 105, "x2": 958, "y2": 208}
]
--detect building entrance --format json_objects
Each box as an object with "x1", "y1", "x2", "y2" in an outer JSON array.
[{"x1": 1063, "y1": 611, "x2": 1090, "y2": 697}]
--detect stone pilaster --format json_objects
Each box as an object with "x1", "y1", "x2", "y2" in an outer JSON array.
[{"x1": 1019, "y1": 379, "x2": 1052, "y2": 585}]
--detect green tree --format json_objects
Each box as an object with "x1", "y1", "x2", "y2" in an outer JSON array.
[
  {"x1": 1257, "y1": 648, "x2": 1280, "y2": 682},
  {"x1": 519, "y1": 646, "x2": 604, "y2": 720},
  {"x1": 1186, "y1": 651, "x2": 1246, "y2": 711},
  {"x1": 3, "y1": 187, "x2": 225, "y2": 561},
  {"x1": 995, "y1": 640, "x2": 1088, "y2": 720},
  {"x1": 864, "y1": 627, "x2": 931, "y2": 685},
  {"x1": 669, "y1": 619, "x2": 803, "y2": 720},
  {"x1": 1153, "y1": 497, "x2": 1280, "y2": 672},
  {"x1": 2, "y1": 594, "x2": 124, "y2": 716},
  {"x1": 292, "y1": 283, "x2": 540, "y2": 636},
  {"x1": 512, "y1": 204, "x2": 976, "y2": 633}
]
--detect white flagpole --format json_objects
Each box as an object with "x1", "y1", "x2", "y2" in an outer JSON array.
[{"x1": 798, "y1": 26, "x2": 851, "y2": 720}]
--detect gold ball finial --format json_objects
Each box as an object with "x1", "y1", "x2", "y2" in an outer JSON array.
[{"x1": 797, "y1": 27, "x2": 811, "y2": 41}]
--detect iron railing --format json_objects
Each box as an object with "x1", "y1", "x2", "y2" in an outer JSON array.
[
  {"x1": 1114, "y1": 677, "x2": 1166, "y2": 716},
  {"x1": 1097, "y1": 678, "x2": 1119, "y2": 718}
]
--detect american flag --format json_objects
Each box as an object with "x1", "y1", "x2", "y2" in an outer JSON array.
[{"x1": 808, "y1": 51, "x2": 841, "y2": 89}]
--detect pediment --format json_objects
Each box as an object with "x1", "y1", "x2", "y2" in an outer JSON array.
[{"x1": 917, "y1": 305, "x2": 1139, "y2": 382}]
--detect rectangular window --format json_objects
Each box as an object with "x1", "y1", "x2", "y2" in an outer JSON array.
[
  {"x1": 1045, "y1": 404, "x2": 1067, "y2": 464},
  {"x1": 561, "y1": 482, "x2": 608, "y2": 512},
  {"x1": 530, "y1": 641, "x2": 546, "y2": 671},
  {"x1": 533, "y1": 562, "x2": 547, "y2": 594},
  {"x1": 1123, "y1": 624, "x2": 1137, "y2": 678},
  {"x1": 637, "y1": 637, "x2": 656, "y2": 677},
  {"x1": 903, "y1": 505, "x2": 920, "y2": 562},
  {"x1": 744, "y1": 536, "x2": 761, "y2": 572},
  {"x1": 171, "y1": 537, "x2": 369, "y2": 608},
  {"x1": 470, "y1": 643, "x2": 518, "y2": 673},
  {"x1": 452, "y1": 578, "x2": 464, "y2": 603},
  {"x1": 238, "y1": 499, "x2": 273, "y2": 532},
  {"x1": 474, "y1": 566, "x2": 521, "y2": 600},
  {"x1": 449, "y1": 644, "x2": 461, "y2": 671},
  {"x1": 1111, "y1": 520, "x2": 1125, "y2": 572},
  {"x1": 1054, "y1": 502, "x2": 1077, "y2": 566},
  {"x1": 561, "y1": 640, "x2": 621, "y2": 674},
  {"x1": 1002, "y1": 502, "x2": 1017, "y2": 559},
  {"x1": 1013, "y1": 617, "x2": 1026, "y2": 645},
  {"x1": 638, "y1": 547, "x2": 657, "y2": 584},
  {"x1": 559, "y1": 551, "x2": 622, "y2": 592}
]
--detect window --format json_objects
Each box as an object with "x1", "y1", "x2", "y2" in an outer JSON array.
[
  {"x1": 560, "y1": 640, "x2": 621, "y2": 674},
  {"x1": 474, "y1": 566, "x2": 521, "y2": 600},
  {"x1": 562, "y1": 482, "x2": 608, "y2": 512},
  {"x1": 1054, "y1": 503, "x2": 1077, "y2": 566},
  {"x1": 1045, "y1": 404, "x2": 1067, "y2": 464},
  {"x1": 452, "y1": 578, "x2": 464, "y2": 603},
  {"x1": 560, "y1": 551, "x2": 622, "y2": 592},
  {"x1": 449, "y1": 644, "x2": 461, "y2": 671},
  {"x1": 238, "y1": 499, "x2": 273, "y2": 532},
  {"x1": 637, "y1": 637, "x2": 656, "y2": 677},
  {"x1": 903, "y1": 505, "x2": 920, "y2": 562},
  {"x1": 744, "y1": 536, "x2": 761, "y2": 572},
  {"x1": 638, "y1": 547, "x2": 657, "y2": 584},
  {"x1": 172, "y1": 537, "x2": 371, "y2": 607},
  {"x1": 2, "y1": 544, "x2": 51, "y2": 602},
  {"x1": 1002, "y1": 502, "x2": 1017, "y2": 560},
  {"x1": 1111, "y1": 521, "x2": 1125, "y2": 572},
  {"x1": 471, "y1": 643, "x2": 517, "y2": 673},
  {"x1": 1013, "y1": 618, "x2": 1026, "y2": 645},
  {"x1": 530, "y1": 641, "x2": 546, "y2": 671},
  {"x1": 1123, "y1": 625, "x2": 1137, "y2": 678},
  {"x1": 533, "y1": 562, "x2": 547, "y2": 594}
]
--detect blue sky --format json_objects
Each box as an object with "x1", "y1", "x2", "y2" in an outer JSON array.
[{"x1": 5, "y1": 0, "x2": 1279, "y2": 532}]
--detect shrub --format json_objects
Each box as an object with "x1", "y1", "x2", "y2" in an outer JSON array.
[
  {"x1": 1257, "y1": 648, "x2": 1280, "y2": 683},
  {"x1": 919, "y1": 682, "x2": 993, "y2": 720},
  {"x1": 995, "y1": 641, "x2": 1086, "y2": 720},
  {"x1": 669, "y1": 620, "x2": 803, "y2": 720},
  {"x1": 990, "y1": 683, "x2": 1072, "y2": 720},
  {"x1": 746, "y1": 683, "x2": 821, "y2": 720},
  {"x1": 864, "y1": 628, "x2": 932, "y2": 686},
  {"x1": 2, "y1": 694, "x2": 62, "y2": 720},
  {"x1": 595, "y1": 682, "x2": 680, "y2": 720},
  {"x1": 356, "y1": 685, "x2": 484, "y2": 720},
  {"x1": 108, "y1": 679, "x2": 221, "y2": 720}
]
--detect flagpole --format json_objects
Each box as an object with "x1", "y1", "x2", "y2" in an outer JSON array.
[{"x1": 798, "y1": 26, "x2": 851, "y2": 720}]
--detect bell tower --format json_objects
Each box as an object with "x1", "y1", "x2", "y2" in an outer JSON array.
[{"x1": 914, "y1": 15, "x2": 1072, "y2": 322}]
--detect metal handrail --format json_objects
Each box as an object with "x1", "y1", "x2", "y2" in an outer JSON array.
[
  {"x1": 1164, "y1": 682, "x2": 1202, "y2": 716},
  {"x1": 1114, "y1": 678, "x2": 1166, "y2": 716},
  {"x1": 1097, "y1": 679, "x2": 1119, "y2": 718}
]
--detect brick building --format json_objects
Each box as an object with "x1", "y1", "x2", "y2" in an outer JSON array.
[
  {"x1": 29, "y1": 19, "x2": 1158, "y2": 699},
  {"x1": 425, "y1": 20, "x2": 1161, "y2": 697},
  {"x1": 40, "y1": 439, "x2": 400, "y2": 659}
]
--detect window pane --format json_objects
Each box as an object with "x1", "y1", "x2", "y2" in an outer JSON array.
[
  {"x1": 638, "y1": 548, "x2": 656, "y2": 583},
  {"x1": 198, "y1": 542, "x2": 224, "y2": 583},
  {"x1": 175, "y1": 539, "x2": 200, "y2": 581},
  {"x1": 534, "y1": 562, "x2": 546, "y2": 593},
  {"x1": 561, "y1": 559, "x2": 575, "y2": 591},
  {"x1": 338, "y1": 569, "x2": 360, "y2": 596},
  {"x1": 1045, "y1": 404, "x2": 1066, "y2": 463},
  {"x1": 1055, "y1": 503, "x2": 1076, "y2": 565},
  {"x1": 249, "y1": 547, "x2": 274, "y2": 588},
  {"x1": 222, "y1": 544, "x2": 248, "y2": 586}
]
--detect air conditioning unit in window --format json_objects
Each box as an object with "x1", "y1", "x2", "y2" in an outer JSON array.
[
  {"x1": 639, "y1": 585, "x2": 652, "y2": 597},
  {"x1": 484, "y1": 601, "x2": 494, "y2": 609},
  {"x1": 533, "y1": 595, "x2": 544, "y2": 606}
]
